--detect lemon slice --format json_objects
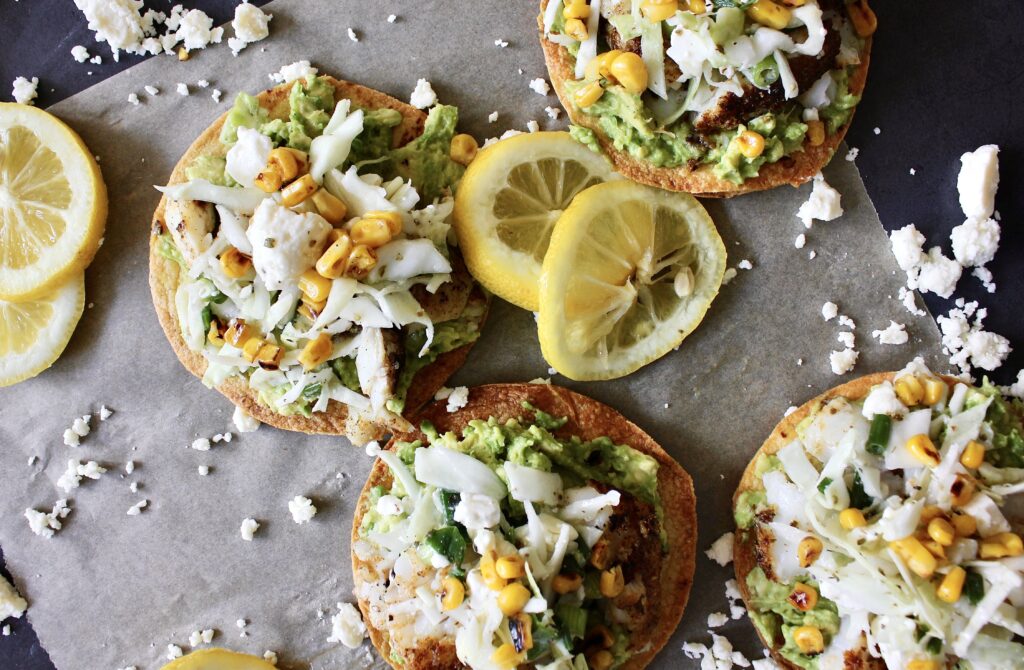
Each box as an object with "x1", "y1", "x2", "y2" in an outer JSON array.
[
  {"x1": 538, "y1": 181, "x2": 726, "y2": 381},
  {"x1": 453, "y1": 131, "x2": 617, "y2": 311},
  {"x1": 0, "y1": 103, "x2": 107, "y2": 301},
  {"x1": 161, "y1": 649, "x2": 279, "y2": 670},
  {"x1": 0, "y1": 273, "x2": 84, "y2": 387}
]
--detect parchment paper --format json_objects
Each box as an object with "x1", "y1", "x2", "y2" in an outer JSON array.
[{"x1": 0, "y1": 1, "x2": 946, "y2": 668}]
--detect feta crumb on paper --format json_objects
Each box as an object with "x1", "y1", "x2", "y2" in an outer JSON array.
[
  {"x1": 57, "y1": 459, "x2": 107, "y2": 492},
  {"x1": 71, "y1": 45, "x2": 90, "y2": 63},
  {"x1": 950, "y1": 216, "x2": 1000, "y2": 267},
  {"x1": 526, "y1": 120, "x2": 540, "y2": 133},
  {"x1": 705, "y1": 532, "x2": 734, "y2": 566},
  {"x1": 544, "y1": 106, "x2": 562, "y2": 120},
  {"x1": 898, "y1": 286, "x2": 926, "y2": 316},
  {"x1": 126, "y1": 499, "x2": 149, "y2": 516},
  {"x1": 821, "y1": 301, "x2": 838, "y2": 321},
  {"x1": 528, "y1": 78, "x2": 550, "y2": 96},
  {"x1": 268, "y1": 61, "x2": 317, "y2": 85},
  {"x1": 144, "y1": 85, "x2": 158, "y2": 96},
  {"x1": 837, "y1": 315, "x2": 855, "y2": 330},
  {"x1": 914, "y1": 247, "x2": 962, "y2": 299},
  {"x1": 240, "y1": 518, "x2": 260, "y2": 541},
  {"x1": 263, "y1": 650, "x2": 278, "y2": 665},
  {"x1": 796, "y1": 172, "x2": 843, "y2": 228},
  {"x1": 347, "y1": 28, "x2": 359, "y2": 42},
  {"x1": 63, "y1": 429, "x2": 80, "y2": 447},
  {"x1": 211, "y1": 89, "x2": 222, "y2": 103},
  {"x1": 737, "y1": 259, "x2": 753, "y2": 270},
  {"x1": 845, "y1": 147, "x2": 859, "y2": 161},
  {"x1": 99, "y1": 405, "x2": 112, "y2": 420},
  {"x1": 289, "y1": 496, "x2": 317, "y2": 524},
  {"x1": 72, "y1": 415, "x2": 91, "y2": 437},
  {"x1": 0, "y1": 574, "x2": 28, "y2": 621},
  {"x1": 233, "y1": 405, "x2": 261, "y2": 433},
  {"x1": 198, "y1": 465, "x2": 210, "y2": 476},
  {"x1": 229, "y1": 1, "x2": 272, "y2": 55},
  {"x1": 873, "y1": 127, "x2": 881, "y2": 135},
  {"x1": 409, "y1": 78, "x2": 437, "y2": 110},
  {"x1": 784, "y1": 405, "x2": 798, "y2": 416},
  {"x1": 872, "y1": 321, "x2": 909, "y2": 345},
  {"x1": 24, "y1": 499, "x2": 71, "y2": 538},
  {"x1": 197, "y1": 79, "x2": 210, "y2": 88},
  {"x1": 128, "y1": 92, "x2": 140, "y2": 106},
  {"x1": 188, "y1": 629, "x2": 215, "y2": 646},
  {"x1": 387, "y1": 14, "x2": 397, "y2": 23},
  {"x1": 829, "y1": 348, "x2": 858, "y2": 375},
  {"x1": 328, "y1": 602, "x2": 367, "y2": 648},
  {"x1": 236, "y1": 619, "x2": 247, "y2": 629},
  {"x1": 889, "y1": 224, "x2": 926, "y2": 272},
  {"x1": 166, "y1": 644, "x2": 183, "y2": 660},
  {"x1": 957, "y1": 144, "x2": 999, "y2": 219},
  {"x1": 794, "y1": 233, "x2": 806, "y2": 249},
  {"x1": 488, "y1": 111, "x2": 499, "y2": 123},
  {"x1": 495, "y1": 39, "x2": 509, "y2": 48},
  {"x1": 937, "y1": 301, "x2": 1012, "y2": 374},
  {"x1": 129, "y1": 482, "x2": 138, "y2": 493},
  {"x1": 191, "y1": 438, "x2": 211, "y2": 452},
  {"x1": 837, "y1": 331, "x2": 855, "y2": 349},
  {"x1": 708, "y1": 612, "x2": 729, "y2": 628}
]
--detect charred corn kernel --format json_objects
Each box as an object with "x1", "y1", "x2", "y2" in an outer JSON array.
[
  {"x1": 510, "y1": 613, "x2": 534, "y2": 653},
  {"x1": 490, "y1": 643, "x2": 524, "y2": 670},
  {"x1": 480, "y1": 553, "x2": 507, "y2": 591},
  {"x1": 564, "y1": 17, "x2": 589, "y2": 41},
  {"x1": 787, "y1": 583, "x2": 818, "y2": 612},
  {"x1": 951, "y1": 513, "x2": 977, "y2": 538},
  {"x1": 552, "y1": 573, "x2": 583, "y2": 594},
  {"x1": 495, "y1": 555, "x2": 525, "y2": 580},
  {"x1": 922, "y1": 539, "x2": 946, "y2": 560},
  {"x1": 253, "y1": 166, "x2": 283, "y2": 193},
  {"x1": 600, "y1": 566, "x2": 625, "y2": 598},
  {"x1": 906, "y1": 434, "x2": 941, "y2": 468},
  {"x1": 574, "y1": 80, "x2": 605, "y2": 108},
  {"x1": 241, "y1": 336, "x2": 264, "y2": 362},
  {"x1": 498, "y1": 582, "x2": 531, "y2": 616},
  {"x1": 311, "y1": 189, "x2": 348, "y2": 225},
  {"x1": 344, "y1": 244, "x2": 378, "y2": 279},
  {"x1": 298, "y1": 333, "x2": 333, "y2": 370},
  {"x1": 927, "y1": 518, "x2": 955, "y2": 547},
  {"x1": 450, "y1": 133, "x2": 479, "y2": 166},
  {"x1": 736, "y1": 130, "x2": 766, "y2": 159},
  {"x1": 839, "y1": 508, "x2": 867, "y2": 530},
  {"x1": 792, "y1": 625, "x2": 824, "y2": 655},
  {"x1": 350, "y1": 217, "x2": 393, "y2": 248},
  {"x1": 363, "y1": 210, "x2": 403, "y2": 236},
  {"x1": 686, "y1": 0, "x2": 707, "y2": 13},
  {"x1": 316, "y1": 234, "x2": 353, "y2": 279},
  {"x1": 937, "y1": 566, "x2": 966, "y2": 603},
  {"x1": 256, "y1": 343, "x2": 283, "y2": 370},
  {"x1": 950, "y1": 474, "x2": 976, "y2": 507},
  {"x1": 641, "y1": 0, "x2": 679, "y2": 22},
  {"x1": 920, "y1": 506, "x2": 944, "y2": 524},
  {"x1": 747, "y1": 0, "x2": 792, "y2": 30},
  {"x1": 798, "y1": 537, "x2": 823, "y2": 568},
  {"x1": 890, "y1": 537, "x2": 937, "y2": 578},
  {"x1": 923, "y1": 377, "x2": 946, "y2": 406},
  {"x1": 588, "y1": 650, "x2": 614, "y2": 670},
  {"x1": 207, "y1": 319, "x2": 225, "y2": 346},
  {"x1": 907, "y1": 662, "x2": 941, "y2": 670},
  {"x1": 266, "y1": 147, "x2": 304, "y2": 183},
  {"x1": 281, "y1": 174, "x2": 318, "y2": 207},
  {"x1": 220, "y1": 246, "x2": 253, "y2": 278},
  {"x1": 585, "y1": 50, "x2": 623, "y2": 81},
  {"x1": 609, "y1": 52, "x2": 648, "y2": 95},
  {"x1": 993, "y1": 532, "x2": 1024, "y2": 557},
  {"x1": 895, "y1": 375, "x2": 925, "y2": 405},
  {"x1": 299, "y1": 269, "x2": 332, "y2": 302},
  {"x1": 440, "y1": 576, "x2": 465, "y2": 611},
  {"x1": 961, "y1": 440, "x2": 985, "y2": 469},
  {"x1": 806, "y1": 120, "x2": 825, "y2": 146},
  {"x1": 848, "y1": 0, "x2": 877, "y2": 37},
  {"x1": 586, "y1": 625, "x2": 615, "y2": 649},
  {"x1": 563, "y1": 0, "x2": 591, "y2": 20},
  {"x1": 177, "y1": 47, "x2": 189, "y2": 61},
  {"x1": 225, "y1": 319, "x2": 254, "y2": 347}
]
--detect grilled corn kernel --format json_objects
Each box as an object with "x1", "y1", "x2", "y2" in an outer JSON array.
[
  {"x1": 495, "y1": 555, "x2": 526, "y2": 580},
  {"x1": 350, "y1": 217, "x2": 393, "y2": 248},
  {"x1": 177, "y1": 47, "x2": 190, "y2": 61},
  {"x1": 920, "y1": 505, "x2": 944, "y2": 524},
  {"x1": 490, "y1": 643, "x2": 524, "y2": 670},
  {"x1": 993, "y1": 532, "x2": 1024, "y2": 557},
  {"x1": 574, "y1": 80, "x2": 605, "y2": 108},
  {"x1": 450, "y1": 133, "x2": 479, "y2": 166},
  {"x1": 937, "y1": 566, "x2": 966, "y2": 603},
  {"x1": 798, "y1": 536, "x2": 823, "y2": 568},
  {"x1": 736, "y1": 130, "x2": 766, "y2": 159},
  {"x1": 848, "y1": 0, "x2": 877, "y2": 37},
  {"x1": 298, "y1": 333, "x2": 333, "y2": 370},
  {"x1": 806, "y1": 120, "x2": 825, "y2": 147},
  {"x1": 950, "y1": 474, "x2": 976, "y2": 507},
  {"x1": 792, "y1": 625, "x2": 824, "y2": 655},
  {"x1": 498, "y1": 582, "x2": 531, "y2": 616},
  {"x1": 951, "y1": 513, "x2": 977, "y2": 538},
  {"x1": 609, "y1": 52, "x2": 649, "y2": 95},
  {"x1": 839, "y1": 508, "x2": 867, "y2": 530},
  {"x1": 564, "y1": 17, "x2": 589, "y2": 41},
  {"x1": 207, "y1": 319, "x2": 225, "y2": 346},
  {"x1": 267, "y1": 147, "x2": 306, "y2": 183},
  {"x1": 585, "y1": 50, "x2": 623, "y2": 81},
  {"x1": 220, "y1": 246, "x2": 253, "y2": 278},
  {"x1": 225, "y1": 319, "x2": 254, "y2": 347},
  {"x1": 480, "y1": 553, "x2": 507, "y2": 591},
  {"x1": 297, "y1": 303, "x2": 318, "y2": 322},
  {"x1": 299, "y1": 269, "x2": 332, "y2": 302},
  {"x1": 311, "y1": 189, "x2": 348, "y2": 225},
  {"x1": 960, "y1": 440, "x2": 985, "y2": 469},
  {"x1": 253, "y1": 166, "x2": 283, "y2": 193},
  {"x1": 890, "y1": 537, "x2": 937, "y2": 578},
  {"x1": 747, "y1": 0, "x2": 792, "y2": 30},
  {"x1": 788, "y1": 583, "x2": 819, "y2": 612},
  {"x1": 344, "y1": 244, "x2": 377, "y2": 279},
  {"x1": 256, "y1": 343, "x2": 283, "y2": 370},
  {"x1": 281, "y1": 174, "x2": 318, "y2": 207},
  {"x1": 641, "y1": 0, "x2": 679, "y2": 22},
  {"x1": 906, "y1": 661, "x2": 940, "y2": 670},
  {"x1": 980, "y1": 540, "x2": 1009, "y2": 559},
  {"x1": 316, "y1": 234, "x2": 353, "y2": 279},
  {"x1": 552, "y1": 573, "x2": 583, "y2": 594},
  {"x1": 895, "y1": 375, "x2": 925, "y2": 405},
  {"x1": 363, "y1": 210, "x2": 404, "y2": 236},
  {"x1": 927, "y1": 518, "x2": 955, "y2": 547},
  {"x1": 922, "y1": 539, "x2": 946, "y2": 560},
  {"x1": 923, "y1": 377, "x2": 946, "y2": 406},
  {"x1": 588, "y1": 650, "x2": 614, "y2": 670},
  {"x1": 687, "y1": 0, "x2": 707, "y2": 13},
  {"x1": 440, "y1": 576, "x2": 465, "y2": 611},
  {"x1": 906, "y1": 434, "x2": 941, "y2": 468},
  {"x1": 563, "y1": 0, "x2": 591, "y2": 20},
  {"x1": 510, "y1": 613, "x2": 534, "y2": 653},
  {"x1": 242, "y1": 336, "x2": 264, "y2": 362},
  {"x1": 600, "y1": 566, "x2": 625, "y2": 598}
]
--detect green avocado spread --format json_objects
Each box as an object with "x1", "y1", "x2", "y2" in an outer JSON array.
[{"x1": 746, "y1": 568, "x2": 840, "y2": 670}]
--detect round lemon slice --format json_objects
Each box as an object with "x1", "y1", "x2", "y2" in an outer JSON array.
[
  {"x1": 0, "y1": 103, "x2": 107, "y2": 301},
  {"x1": 453, "y1": 131, "x2": 617, "y2": 311},
  {"x1": 538, "y1": 181, "x2": 726, "y2": 381},
  {"x1": 0, "y1": 273, "x2": 84, "y2": 387},
  {"x1": 161, "y1": 648, "x2": 279, "y2": 670}
]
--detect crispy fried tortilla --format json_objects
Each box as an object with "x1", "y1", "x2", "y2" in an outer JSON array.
[
  {"x1": 149, "y1": 76, "x2": 487, "y2": 442},
  {"x1": 352, "y1": 383, "x2": 698, "y2": 670}
]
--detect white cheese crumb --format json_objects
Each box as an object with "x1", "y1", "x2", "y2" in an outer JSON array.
[
  {"x1": 737, "y1": 259, "x2": 753, "y2": 270},
  {"x1": 445, "y1": 386, "x2": 469, "y2": 413},
  {"x1": 144, "y1": 85, "x2": 158, "y2": 96},
  {"x1": 347, "y1": 28, "x2": 359, "y2": 42},
  {"x1": 529, "y1": 78, "x2": 550, "y2": 96},
  {"x1": 198, "y1": 465, "x2": 210, "y2": 476},
  {"x1": 99, "y1": 405, "x2": 112, "y2": 420},
  {"x1": 166, "y1": 644, "x2": 183, "y2": 660},
  {"x1": 263, "y1": 650, "x2": 278, "y2": 665},
  {"x1": 796, "y1": 172, "x2": 843, "y2": 228},
  {"x1": 821, "y1": 301, "x2": 838, "y2": 321},
  {"x1": 72, "y1": 415, "x2": 91, "y2": 437},
  {"x1": 495, "y1": 38, "x2": 509, "y2": 48},
  {"x1": 544, "y1": 105, "x2": 562, "y2": 120},
  {"x1": 223, "y1": 432, "x2": 233, "y2": 443},
  {"x1": 129, "y1": 482, "x2": 138, "y2": 493},
  {"x1": 794, "y1": 233, "x2": 806, "y2": 249},
  {"x1": 24, "y1": 499, "x2": 71, "y2": 538},
  {"x1": 27, "y1": 456, "x2": 37, "y2": 466},
  {"x1": 482, "y1": 128, "x2": 524, "y2": 147},
  {"x1": 289, "y1": 496, "x2": 317, "y2": 524},
  {"x1": 57, "y1": 459, "x2": 107, "y2": 492},
  {"x1": 328, "y1": 602, "x2": 367, "y2": 648},
  {"x1": 950, "y1": 216, "x2": 1000, "y2": 267},
  {"x1": 872, "y1": 321, "x2": 909, "y2": 345},
  {"x1": 784, "y1": 405, "x2": 798, "y2": 416},
  {"x1": 0, "y1": 574, "x2": 28, "y2": 621},
  {"x1": 211, "y1": 89, "x2": 222, "y2": 103},
  {"x1": 957, "y1": 144, "x2": 999, "y2": 219},
  {"x1": 71, "y1": 45, "x2": 90, "y2": 63},
  {"x1": 233, "y1": 406, "x2": 261, "y2": 433},
  {"x1": 829, "y1": 348, "x2": 859, "y2": 375},
  {"x1": 240, "y1": 518, "x2": 260, "y2": 541},
  {"x1": 12, "y1": 76, "x2": 39, "y2": 105},
  {"x1": 914, "y1": 247, "x2": 962, "y2": 298},
  {"x1": 1, "y1": 625, "x2": 9, "y2": 636},
  {"x1": 62, "y1": 429, "x2": 80, "y2": 447},
  {"x1": 127, "y1": 499, "x2": 149, "y2": 516},
  {"x1": 526, "y1": 119, "x2": 540, "y2": 133},
  {"x1": 972, "y1": 266, "x2": 996, "y2": 293},
  {"x1": 236, "y1": 619, "x2": 247, "y2": 629},
  {"x1": 837, "y1": 331, "x2": 855, "y2": 349},
  {"x1": 838, "y1": 315, "x2": 856, "y2": 330},
  {"x1": 191, "y1": 438, "x2": 211, "y2": 452},
  {"x1": 705, "y1": 532, "x2": 734, "y2": 566},
  {"x1": 125, "y1": 460, "x2": 135, "y2": 474},
  {"x1": 197, "y1": 79, "x2": 210, "y2": 88},
  {"x1": 387, "y1": 14, "x2": 397, "y2": 23},
  {"x1": 898, "y1": 286, "x2": 926, "y2": 316},
  {"x1": 909, "y1": 168, "x2": 916, "y2": 175},
  {"x1": 808, "y1": 250, "x2": 817, "y2": 259},
  {"x1": 188, "y1": 628, "x2": 215, "y2": 646},
  {"x1": 268, "y1": 61, "x2": 317, "y2": 85},
  {"x1": 229, "y1": 2, "x2": 272, "y2": 55},
  {"x1": 128, "y1": 92, "x2": 139, "y2": 106},
  {"x1": 708, "y1": 612, "x2": 730, "y2": 628},
  {"x1": 174, "y1": 9, "x2": 223, "y2": 52},
  {"x1": 889, "y1": 224, "x2": 926, "y2": 272},
  {"x1": 488, "y1": 111, "x2": 499, "y2": 123},
  {"x1": 845, "y1": 147, "x2": 859, "y2": 161},
  {"x1": 873, "y1": 127, "x2": 881, "y2": 135},
  {"x1": 409, "y1": 78, "x2": 437, "y2": 109}
]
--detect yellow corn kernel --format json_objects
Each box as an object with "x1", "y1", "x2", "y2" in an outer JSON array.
[
  {"x1": 951, "y1": 513, "x2": 977, "y2": 538},
  {"x1": 922, "y1": 538, "x2": 946, "y2": 560},
  {"x1": 923, "y1": 377, "x2": 947, "y2": 406},
  {"x1": 449, "y1": 133, "x2": 479, "y2": 166},
  {"x1": 960, "y1": 441, "x2": 985, "y2": 469},
  {"x1": 895, "y1": 375, "x2": 925, "y2": 406},
  {"x1": 792, "y1": 625, "x2": 824, "y2": 655},
  {"x1": 490, "y1": 643, "x2": 524, "y2": 670},
  {"x1": 552, "y1": 573, "x2": 583, "y2": 594},
  {"x1": 253, "y1": 166, "x2": 283, "y2": 193},
  {"x1": 495, "y1": 555, "x2": 525, "y2": 580},
  {"x1": 301, "y1": 293, "x2": 328, "y2": 312},
  {"x1": 927, "y1": 518, "x2": 955, "y2": 547},
  {"x1": 600, "y1": 566, "x2": 625, "y2": 598},
  {"x1": 177, "y1": 47, "x2": 189, "y2": 61},
  {"x1": 267, "y1": 147, "x2": 306, "y2": 183},
  {"x1": 344, "y1": 244, "x2": 377, "y2": 280},
  {"x1": 498, "y1": 582, "x2": 531, "y2": 617},
  {"x1": 510, "y1": 613, "x2": 534, "y2": 652},
  {"x1": 907, "y1": 661, "x2": 940, "y2": 670},
  {"x1": 806, "y1": 120, "x2": 825, "y2": 147},
  {"x1": 207, "y1": 319, "x2": 225, "y2": 346},
  {"x1": 920, "y1": 506, "x2": 944, "y2": 524},
  {"x1": 686, "y1": 0, "x2": 707, "y2": 13},
  {"x1": 350, "y1": 218, "x2": 393, "y2": 248},
  {"x1": 937, "y1": 566, "x2": 966, "y2": 603},
  {"x1": 574, "y1": 80, "x2": 605, "y2": 108},
  {"x1": 641, "y1": 0, "x2": 679, "y2": 22},
  {"x1": 980, "y1": 540, "x2": 1009, "y2": 559},
  {"x1": 297, "y1": 303, "x2": 318, "y2": 322},
  {"x1": 241, "y1": 336, "x2": 264, "y2": 363},
  {"x1": 779, "y1": 0, "x2": 806, "y2": 5},
  {"x1": 281, "y1": 174, "x2": 318, "y2": 207},
  {"x1": 950, "y1": 474, "x2": 976, "y2": 507},
  {"x1": 787, "y1": 583, "x2": 818, "y2": 612},
  {"x1": 609, "y1": 52, "x2": 649, "y2": 95},
  {"x1": 993, "y1": 532, "x2": 1024, "y2": 557},
  {"x1": 563, "y1": 0, "x2": 591, "y2": 20},
  {"x1": 564, "y1": 17, "x2": 589, "y2": 41},
  {"x1": 299, "y1": 269, "x2": 332, "y2": 303},
  {"x1": 311, "y1": 189, "x2": 348, "y2": 226},
  {"x1": 839, "y1": 508, "x2": 867, "y2": 530},
  {"x1": 440, "y1": 576, "x2": 465, "y2": 611},
  {"x1": 890, "y1": 537, "x2": 937, "y2": 578},
  {"x1": 735, "y1": 130, "x2": 766, "y2": 159},
  {"x1": 588, "y1": 650, "x2": 614, "y2": 670},
  {"x1": 848, "y1": 0, "x2": 877, "y2": 37},
  {"x1": 363, "y1": 210, "x2": 403, "y2": 236},
  {"x1": 220, "y1": 246, "x2": 253, "y2": 278},
  {"x1": 798, "y1": 536, "x2": 823, "y2": 568},
  {"x1": 747, "y1": 0, "x2": 792, "y2": 30},
  {"x1": 224, "y1": 319, "x2": 254, "y2": 347},
  {"x1": 316, "y1": 234, "x2": 354, "y2": 279},
  {"x1": 256, "y1": 342, "x2": 283, "y2": 370},
  {"x1": 298, "y1": 333, "x2": 333, "y2": 371},
  {"x1": 480, "y1": 552, "x2": 507, "y2": 591},
  {"x1": 906, "y1": 434, "x2": 941, "y2": 468},
  {"x1": 585, "y1": 50, "x2": 623, "y2": 81}
]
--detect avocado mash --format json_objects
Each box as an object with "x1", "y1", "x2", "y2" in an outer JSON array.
[{"x1": 746, "y1": 568, "x2": 840, "y2": 670}]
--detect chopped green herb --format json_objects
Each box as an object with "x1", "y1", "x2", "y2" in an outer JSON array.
[
  {"x1": 817, "y1": 478, "x2": 833, "y2": 494},
  {"x1": 866, "y1": 414, "x2": 892, "y2": 455},
  {"x1": 849, "y1": 471, "x2": 873, "y2": 509},
  {"x1": 425, "y1": 526, "x2": 466, "y2": 566},
  {"x1": 439, "y1": 490, "x2": 461, "y2": 526},
  {"x1": 964, "y1": 570, "x2": 984, "y2": 605}
]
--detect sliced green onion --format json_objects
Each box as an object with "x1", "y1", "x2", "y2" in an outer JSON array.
[{"x1": 866, "y1": 414, "x2": 892, "y2": 455}]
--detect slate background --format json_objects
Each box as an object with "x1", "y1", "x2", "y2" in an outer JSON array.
[{"x1": 1, "y1": 1, "x2": 1022, "y2": 668}]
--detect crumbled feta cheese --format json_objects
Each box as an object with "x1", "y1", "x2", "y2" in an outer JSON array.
[
  {"x1": 1, "y1": 625, "x2": 8, "y2": 636},
  {"x1": 737, "y1": 259, "x2": 753, "y2": 271},
  {"x1": 845, "y1": 147, "x2": 859, "y2": 161},
  {"x1": 268, "y1": 60, "x2": 317, "y2": 85},
  {"x1": 347, "y1": 28, "x2": 359, "y2": 42},
  {"x1": 808, "y1": 250, "x2": 816, "y2": 259},
  {"x1": 482, "y1": 128, "x2": 524, "y2": 147},
  {"x1": 236, "y1": 618, "x2": 247, "y2": 629},
  {"x1": 0, "y1": 574, "x2": 28, "y2": 621},
  {"x1": 821, "y1": 301, "x2": 838, "y2": 321},
  {"x1": 211, "y1": 88, "x2": 222, "y2": 103},
  {"x1": 166, "y1": 644, "x2": 183, "y2": 660},
  {"x1": 176, "y1": 82, "x2": 189, "y2": 96},
  {"x1": 705, "y1": 532, "x2": 734, "y2": 566},
  {"x1": 233, "y1": 406, "x2": 261, "y2": 433},
  {"x1": 794, "y1": 233, "x2": 806, "y2": 249},
  {"x1": 528, "y1": 78, "x2": 550, "y2": 96},
  {"x1": 240, "y1": 518, "x2": 259, "y2": 541},
  {"x1": 27, "y1": 456, "x2": 37, "y2": 466},
  {"x1": 488, "y1": 111, "x2": 499, "y2": 123},
  {"x1": 526, "y1": 119, "x2": 540, "y2": 133},
  {"x1": 127, "y1": 499, "x2": 148, "y2": 516},
  {"x1": 454, "y1": 492, "x2": 501, "y2": 531},
  {"x1": 228, "y1": 1, "x2": 272, "y2": 55},
  {"x1": 129, "y1": 482, "x2": 138, "y2": 493},
  {"x1": 223, "y1": 432, "x2": 233, "y2": 443},
  {"x1": 72, "y1": 415, "x2": 91, "y2": 437},
  {"x1": 71, "y1": 45, "x2": 90, "y2": 62},
  {"x1": 289, "y1": 496, "x2": 317, "y2": 523},
  {"x1": 873, "y1": 127, "x2": 881, "y2": 135},
  {"x1": 796, "y1": 172, "x2": 843, "y2": 228},
  {"x1": 1002, "y1": 370, "x2": 1024, "y2": 399},
  {"x1": 495, "y1": 38, "x2": 509, "y2": 48},
  {"x1": 914, "y1": 247, "x2": 962, "y2": 299},
  {"x1": 191, "y1": 438, "x2": 211, "y2": 452},
  {"x1": 872, "y1": 321, "x2": 909, "y2": 345},
  {"x1": 964, "y1": 330, "x2": 1012, "y2": 372},
  {"x1": 937, "y1": 301, "x2": 1012, "y2": 374},
  {"x1": 837, "y1": 331, "x2": 855, "y2": 349},
  {"x1": 247, "y1": 200, "x2": 332, "y2": 290},
  {"x1": 175, "y1": 9, "x2": 223, "y2": 52},
  {"x1": 950, "y1": 216, "x2": 1000, "y2": 267},
  {"x1": 73, "y1": 0, "x2": 148, "y2": 58},
  {"x1": 387, "y1": 14, "x2": 397, "y2": 23},
  {"x1": 188, "y1": 628, "x2": 215, "y2": 646},
  {"x1": 837, "y1": 315, "x2": 856, "y2": 330},
  {"x1": 909, "y1": 168, "x2": 916, "y2": 175},
  {"x1": 957, "y1": 144, "x2": 999, "y2": 219},
  {"x1": 544, "y1": 106, "x2": 562, "y2": 120},
  {"x1": 99, "y1": 405, "x2": 112, "y2": 420},
  {"x1": 197, "y1": 79, "x2": 210, "y2": 88},
  {"x1": 198, "y1": 465, "x2": 210, "y2": 476},
  {"x1": 327, "y1": 602, "x2": 367, "y2": 648},
  {"x1": 898, "y1": 286, "x2": 925, "y2": 317},
  {"x1": 144, "y1": 85, "x2": 158, "y2": 96},
  {"x1": 24, "y1": 499, "x2": 71, "y2": 538},
  {"x1": 446, "y1": 386, "x2": 469, "y2": 413},
  {"x1": 972, "y1": 266, "x2": 996, "y2": 293},
  {"x1": 829, "y1": 348, "x2": 858, "y2": 375},
  {"x1": 375, "y1": 495, "x2": 404, "y2": 517},
  {"x1": 62, "y1": 429, "x2": 80, "y2": 447},
  {"x1": 409, "y1": 78, "x2": 437, "y2": 109},
  {"x1": 57, "y1": 459, "x2": 107, "y2": 492},
  {"x1": 861, "y1": 381, "x2": 907, "y2": 418},
  {"x1": 127, "y1": 93, "x2": 139, "y2": 106},
  {"x1": 263, "y1": 650, "x2": 278, "y2": 665},
  {"x1": 784, "y1": 405, "x2": 798, "y2": 416},
  {"x1": 889, "y1": 224, "x2": 926, "y2": 272},
  {"x1": 708, "y1": 612, "x2": 729, "y2": 628}
]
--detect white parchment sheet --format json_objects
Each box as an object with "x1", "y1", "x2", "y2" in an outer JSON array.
[{"x1": 0, "y1": 1, "x2": 944, "y2": 668}]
